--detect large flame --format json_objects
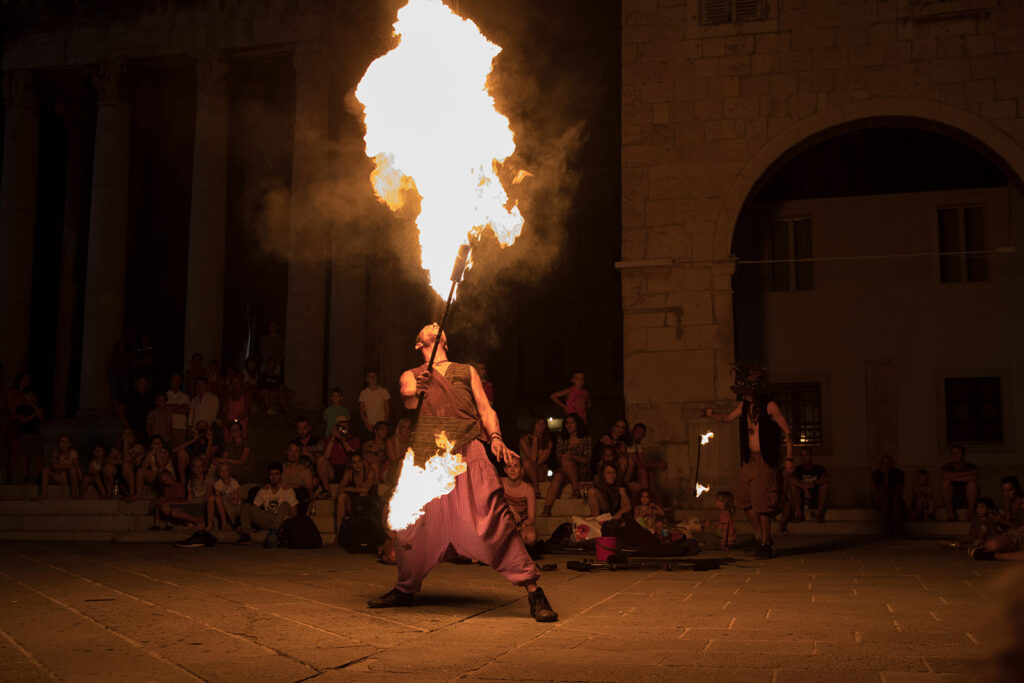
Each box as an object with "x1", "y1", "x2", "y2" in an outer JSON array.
[
  {"x1": 387, "y1": 431, "x2": 467, "y2": 530},
  {"x1": 356, "y1": 0, "x2": 524, "y2": 298}
]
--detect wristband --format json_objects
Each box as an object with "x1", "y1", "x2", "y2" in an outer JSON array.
[{"x1": 490, "y1": 434, "x2": 504, "y2": 442}]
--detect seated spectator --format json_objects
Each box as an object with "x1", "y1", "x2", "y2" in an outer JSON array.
[
  {"x1": 871, "y1": 455, "x2": 905, "y2": 534},
  {"x1": 550, "y1": 371, "x2": 589, "y2": 423},
  {"x1": 588, "y1": 463, "x2": 632, "y2": 522},
  {"x1": 81, "y1": 444, "x2": 108, "y2": 499},
  {"x1": 949, "y1": 498, "x2": 1001, "y2": 550},
  {"x1": 119, "y1": 376, "x2": 152, "y2": 437},
  {"x1": 218, "y1": 421, "x2": 253, "y2": 485},
  {"x1": 165, "y1": 457, "x2": 210, "y2": 529},
  {"x1": 291, "y1": 416, "x2": 321, "y2": 474},
  {"x1": 632, "y1": 488, "x2": 666, "y2": 537},
  {"x1": 323, "y1": 387, "x2": 350, "y2": 440},
  {"x1": 501, "y1": 456, "x2": 536, "y2": 546},
  {"x1": 790, "y1": 448, "x2": 829, "y2": 523},
  {"x1": 14, "y1": 388, "x2": 44, "y2": 484},
  {"x1": 519, "y1": 417, "x2": 553, "y2": 498},
  {"x1": 995, "y1": 476, "x2": 1023, "y2": 530},
  {"x1": 282, "y1": 443, "x2": 314, "y2": 494},
  {"x1": 188, "y1": 377, "x2": 220, "y2": 438},
  {"x1": 317, "y1": 415, "x2": 361, "y2": 496},
  {"x1": 362, "y1": 421, "x2": 389, "y2": 482},
  {"x1": 712, "y1": 491, "x2": 737, "y2": 549},
  {"x1": 146, "y1": 392, "x2": 174, "y2": 443},
  {"x1": 541, "y1": 413, "x2": 591, "y2": 517},
  {"x1": 334, "y1": 453, "x2": 378, "y2": 533},
  {"x1": 105, "y1": 428, "x2": 144, "y2": 498},
  {"x1": 909, "y1": 469, "x2": 938, "y2": 521},
  {"x1": 207, "y1": 462, "x2": 241, "y2": 531},
  {"x1": 971, "y1": 526, "x2": 1024, "y2": 561},
  {"x1": 626, "y1": 423, "x2": 665, "y2": 500},
  {"x1": 384, "y1": 417, "x2": 411, "y2": 486},
  {"x1": 237, "y1": 461, "x2": 298, "y2": 546},
  {"x1": 152, "y1": 470, "x2": 185, "y2": 530},
  {"x1": 941, "y1": 443, "x2": 979, "y2": 522},
  {"x1": 184, "y1": 352, "x2": 206, "y2": 396},
  {"x1": 258, "y1": 359, "x2": 291, "y2": 419},
  {"x1": 219, "y1": 374, "x2": 252, "y2": 438},
  {"x1": 358, "y1": 370, "x2": 390, "y2": 437},
  {"x1": 165, "y1": 373, "x2": 190, "y2": 447},
  {"x1": 34, "y1": 434, "x2": 81, "y2": 500},
  {"x1": 126, "y1": 435, "x2": 174, "y2": 502},
  {"x1": 173, "y1": 420, "x2": 216, "y2": 483},
  {"x1": 592, "y1": 443, "x2": 618, "y2": 479}
]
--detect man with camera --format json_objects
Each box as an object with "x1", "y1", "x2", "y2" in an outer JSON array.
[{"x1": 316, "y1": 415, "x2": 361, "y2": 498}]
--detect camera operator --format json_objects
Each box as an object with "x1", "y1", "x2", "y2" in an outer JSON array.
[{"x1": 315, "y1": 415, "x2": 361, "y2": 499}]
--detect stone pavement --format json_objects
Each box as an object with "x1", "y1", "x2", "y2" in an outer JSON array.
[{"x1": 0, "y1": 535, "x2": 1019, "y2": 682}]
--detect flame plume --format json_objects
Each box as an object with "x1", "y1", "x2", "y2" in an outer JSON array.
[
  {"x1": 356, "y1": 0, "x2": 524, "y2": 298},
  {"x1": 387, "y1": 432, "x2": 467, "y2": 530}
]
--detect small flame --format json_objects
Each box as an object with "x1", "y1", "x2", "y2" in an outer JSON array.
[
  {"x1": 695, "y1": 482, "x2": 711, "y2": 498},
  {"x1": 356, "y1": 0, "x2": 524, "y2": 298},
  {"x1": 387, "y1": 431, "x2": 467, "y2": 530},
  {"x1": 700, "y1": 431, "x2": 715, "y2": 445}
]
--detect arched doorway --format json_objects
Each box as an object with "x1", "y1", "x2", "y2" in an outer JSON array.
[{"x1": 729, "y1": 120, "x2": 1023, "y2": 507}]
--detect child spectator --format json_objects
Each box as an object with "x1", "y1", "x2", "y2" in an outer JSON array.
[
  {"x1": 334, "y1": 453, "x2": 378, "y2": 533},
  {"x1": 151, "y1": 470, "x2": 186, "y2": 530},
  {"x1": 541, "y1": 413, "x2": 591, "y2": 517},
  {"x1": 81, "y1": 444, "x2": 108, "y2": 499},
  {"x1": 207, "y1": 462, "x2": 241, "y2": 531},
  {"x1": 588, "y1": 463, "x2": 632, "y2": 522},
  {"x1": 705, "y1": 491, "x2": 737, "y2": 550},
  {"x1": 173, "y1": 420, "x2": 216, "y2": 484},
  {"x1": 550, "y1": 371, "x2": 590, "y2": 423},
  {"x1": 146, "y1": 392, "x2": 174, "y2": 443},
  {"x1": 104, "y1": 427, "x2": 144, "y2": 498},
  {"x1": 632, "y1": 488, "x2": 666, "y2": 537},
  {"x1": 358, "y1": 370, "x2": 390, "y2": 436},
  {"x1": 219, "y1": 421, "x2": 253, "y2": 485},
  {"x1": 166, "y1": 457, "x2": 210, "y2": 529},
  {"x1": 323, "y1": 387, "x2": 350, "y2": 440},
  {"x1": 34, "y1": 435, "x2": 81, "y2": 500},
  {"x1": 238, "y1": 462, "x2": 298, "y2": 546},
  {"x1": 362, "y1": 421, "x2": 389, "y2": 482},
  {"x1": 996, "y1": 476, "x2": 1023, "y2": 529},
  {"x1": 950, "y1": 498, "x2": 1000, "y2": 549},
  {"x1": 501, "y1": 456, "x2": 536, "y2": 546},
  {"x1": 519, "y1": 417, "x2": 553, "y2": 498},
  {"x1": 384, "y1": 417, "x2": 411, "y2": 486},
  {"x1": 909, "y1": 469, "x2": 937, "y2": 521},
  {"x1": 127, "y1": 435, "x2": 174, "y2": 501},
  {"x1": 318, "y1": 415, "x2": 361, "y2": 495}
]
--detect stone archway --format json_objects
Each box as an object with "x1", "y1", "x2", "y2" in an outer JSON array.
[{"x1": 712, "y1": 97, "x2": 1024, "y2": 262}]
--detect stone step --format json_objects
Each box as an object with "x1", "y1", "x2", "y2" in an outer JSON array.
[
  {"x1": 112, "y1": 529, "x2": 339, "y2": 546},
  {"x1": 0, "y1": 514, "x2": 154, "y2": 532},
  {"x1": 0, "y1": 531, "x2": 120, "y2": 542},
  {"x1": 0, "y1": 499, "x2": 155, "y2": 516}
]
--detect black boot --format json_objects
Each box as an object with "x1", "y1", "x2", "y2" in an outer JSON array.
[
  {"x1": 367, "y1": 588, "x2": 414, "y2": 608},
  {"x1": 528, "y1": 587, "x2": 558, "y2": 622}
]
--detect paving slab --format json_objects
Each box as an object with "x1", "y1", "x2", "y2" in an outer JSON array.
[{"x1": 0, "y1": 536, "x2": 1020, "y2": 681}]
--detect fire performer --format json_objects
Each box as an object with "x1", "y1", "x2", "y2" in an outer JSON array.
[
  {"x1": 367, "y1": 324, "x2": 558, "y2": 622},
  {"x1": 706, "y1": 366, "x2": 792, "y2": 559}
]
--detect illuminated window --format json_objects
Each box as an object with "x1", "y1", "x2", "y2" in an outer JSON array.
[
  {"x1": 771, "y1": 382, "x2": 822, "y2": 445},
  {"x1": 769, "y1": 217, "x2": 813, "y2": 292},
  {"x1": 938, "y1": 206, "x2": 987, "y2": 283},
  {"x1": 945, "y1": 377, "x2": 1002, "y2": 443}
]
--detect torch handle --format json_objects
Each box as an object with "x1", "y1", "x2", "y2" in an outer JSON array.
[{"x1": 694, "y1": 442, "x2": 702, "y2": 498}]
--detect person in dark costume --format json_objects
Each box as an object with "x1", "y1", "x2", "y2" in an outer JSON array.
[{"x1": 367, "y1": 324, "x2": 557, "y2": 622}]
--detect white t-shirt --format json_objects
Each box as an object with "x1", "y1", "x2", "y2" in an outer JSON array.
[
  {"x1": 359, "y1": 386, "x2": 391, "y2": 426},
  {"x1": 253, "y1": 485, "x2": 298, "y2": 514},
  {"x1": 166, "y1": 389, "x2": 190, "y2": 430},
  {"x1": 189, "y1": 392, "x2": 220, "y2": 428},
  {"x1": 214, "y1": 477, "x2": 240, "y2": 497}
]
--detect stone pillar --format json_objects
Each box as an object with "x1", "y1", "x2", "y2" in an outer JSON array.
[
  {"x1": 52, "y1": 101, "x2": 90, "y2": 417},
  {"x1": 0, "y1": 70, "x2": 39, "y2": 383},
  {"x1": 284, "y1": 43, "x2": 331, "y2": 409},
  {"x1": 78, "y1": 61, "x2": 131, "y2": 415},
  {"x1": 183, "y1": 52, "x2": 229, "y2": 368}
]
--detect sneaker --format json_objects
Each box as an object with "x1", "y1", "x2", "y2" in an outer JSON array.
[
  {"x1": 527, "y1": 587, "x2": 558, "y2": 622},
  {"x1": 174, "y1": 533, "x2": 206, "y2": 549},
  {"x1": 968, "y1": 547, "x2": 995, "y2": 561},
  {"x1": 367, "y1": 588, "x2": 414, "y2": 608},
  {"x1": 236, "y1": 532, "x2": 252, "y2": 544}
]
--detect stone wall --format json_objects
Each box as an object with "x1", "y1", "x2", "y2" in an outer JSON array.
[{"x1": 621, "y1": 0, "x2": 1024, "y2": 505}]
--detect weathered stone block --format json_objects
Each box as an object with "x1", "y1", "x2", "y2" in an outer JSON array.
[
  {"x1": 624, "y1": 349, "x2": 715, "y2": 404},
  {"x1": 647, "y1": 325, "x2": 684, "y2": 351},
  {"x1": 931, "y1": 57, "x2": 971, "y2": 84}
]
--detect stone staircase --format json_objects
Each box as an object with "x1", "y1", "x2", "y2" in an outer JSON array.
[{"x1": 0, "y1": 478, "x2": 971, "y2": 544}]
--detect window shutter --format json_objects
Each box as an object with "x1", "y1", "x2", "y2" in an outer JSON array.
[
  {"x1": 702, "y1": 0, "x2": 731, "y2": 26},
  {"x1": 735, "y1": 0, "x2": 764, "y2": 22}
]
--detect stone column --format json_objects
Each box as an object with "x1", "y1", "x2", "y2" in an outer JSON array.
[
  {"x1": 78, "y1": 61, "x2": 131, "y2": 415},
  {"x1": 0, "y1": 70, "x2": 39, "y2": 383},
  {"x1": 183, "y1": 52, "x2": 229, "y2": 368},
  {"x1": 285, "y1": 43, "x2": 331, "y2": 409},
  {"x1": 52, "y1": 101, "x2": 90, "y2": 417}
]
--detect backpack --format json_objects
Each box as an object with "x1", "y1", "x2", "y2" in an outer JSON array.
[
  {"x1": 279, "y1": 514, "x2": 322, "y2": 549},
  {"x1": 337, "y1": 515, "x2": 386, "y2": 554}
]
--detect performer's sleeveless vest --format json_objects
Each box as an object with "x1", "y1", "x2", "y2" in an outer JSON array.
[
  {"x1": 738, "y1": 398, "x2": 781, "y2": 467},
  {"x1": 409, "y1": 362, "x2": 481, "y2": 467}
]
